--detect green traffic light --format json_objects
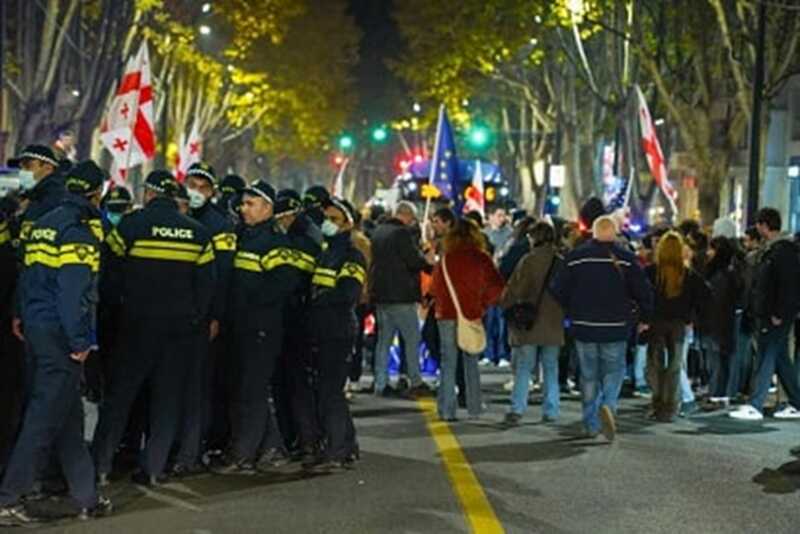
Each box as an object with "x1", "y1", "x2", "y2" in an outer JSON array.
[
  {"x1": 339, "y1": 135, "x2": 354, "y2": 150},
  {"x1": 372, "y1": 127, "x2": 388, "y2": 143},
  {"x1": 468, "y1": 126, "x2": 490, "y2": 148}
]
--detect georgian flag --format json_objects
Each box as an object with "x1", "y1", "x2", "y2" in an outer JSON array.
[
  {"x1": 463, "y1": 159, "x2": 485, "y2": 217},
  {"x1": 331, "y1": 157, "x2": 349, "y2": 198},
  {"x1": 175, "y1": 122, "x2": 202, "y2": 183},
  {"x1": 100, "y1": 41, "x2": 156, "y2": 183},
  {"x1": 635, "y1": 85, "x2": 677, "y2": 213}
]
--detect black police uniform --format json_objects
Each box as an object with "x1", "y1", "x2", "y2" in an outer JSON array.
[
  {"x1": 174, "y1": 197, "x2": 237, "y2": 469},
  {"x1": 0, "y1": 191, "x2": 101, "y2": 511},
  {"x1": 226, "y1": 217, "x2": 311, "y2": 466},
  {"x1": 93, "y1": 186, "x2": 216, "y2": 482},
  {"x1": 309, "y1": 230, "x2": 366, "y2": 465},
  {"x1": 0, "y1": 212, "x2": 21, "y2": 468}
]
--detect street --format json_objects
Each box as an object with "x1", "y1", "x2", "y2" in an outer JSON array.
[{"x1": 29, "y1": 371, "x2": 800, "y2": 534}]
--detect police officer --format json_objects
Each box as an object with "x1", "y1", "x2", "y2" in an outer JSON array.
[
  {"x1": 307, "y1": 197, "x2": 367, "y2": 472},
  {"x1": 218, "y1": 174, "x2": 246, "y2": 225},
  {"x1": 273, "y1": 189, "x2": 323, "y2": 462},
  {"x1": 0, "y1": 161, "x2": 111, "y2": 526},
  {"x1": 302, "y1": 185, "x2": 330, "y2": 228},
  {"x1": 101, "y1": 187, "x2": 133, "y2": 227},
  {"x1": 171, "y1": 162, "x2": 236, "y2": 476},
  {"x1": 92, "y1": 170, "x2": 216, "y2": 487},
  {"x1": 7, "y1": 145, "x2": 66, "y2": 342},
  {"x1": 215, "y1": 180, "x2": 305, "y2": 474}
]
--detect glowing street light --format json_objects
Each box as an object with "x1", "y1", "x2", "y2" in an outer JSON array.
[
  {"x1": 199, "y1": 24, "x2": 212, "y2": 36},
  {"x1": 202, "y1": 2, "x2": 212, "y2": 13}
]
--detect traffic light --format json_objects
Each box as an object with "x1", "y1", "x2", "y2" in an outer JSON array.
[
  {"x1": 338, "y1": 134, "x2": 354, "y2": 151},
  {"x1": 371, "y1": 126, "x2": 388, "y2": 143},
  {"x1": 468, "y1": 125, "x2": 491, "y2": 149}
]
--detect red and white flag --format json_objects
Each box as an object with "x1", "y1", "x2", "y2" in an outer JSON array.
[
  {"x1": 175, "y1": 122, "x2": 202, "y2": 183},
  {"x1": 331, "y1": 157, "x2": 349, "y2": 198},
  {"x1": 635, "y1": 85, "x2": 677, "y2": 213},
  {"x1": 100, "y1": 41, "x2": 156, "y2": 183},
  {"x1": 463, "y1": 160, "x2": 485, "y2": 217}
]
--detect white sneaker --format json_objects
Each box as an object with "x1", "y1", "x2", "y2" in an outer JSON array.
[
  {"x1": 774, "y1": 405, "x2": 800, "y2": 419},
  {"x1": 503, "y1": 379, "x2": 514, "y2": 392},
  {"x1": 479, "y1": 358, "x2": 492, "y2": 367},
  {"x1": 498, "y1": 360, "x2": 511, "y2": 369},
  {"x1": 729, "y1": 405, "x2": 764, "y2": 421},
  {"x1": 709, "y1": 396, "x2": 729, "y2": 404}
]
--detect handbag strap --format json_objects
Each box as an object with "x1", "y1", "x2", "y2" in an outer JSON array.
[
  {"x1": 442, "y1": 255, "x2": 466, "y2": 321},
  {"x1": 533, "y1": 253, "x2": 557, "y2": 309}
]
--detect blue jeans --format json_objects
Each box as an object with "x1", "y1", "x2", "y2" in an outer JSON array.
[
  {"x1": 575, "y1": 340, "x2": 627, "y2": 433},
  {"x1": 509, "y1": 345, "x2": 560, "y2": 419},
  {"x1": 729, "y1": 313, "x2": 754, "y2": 397},
  {"x1": 749, "y1": 322, "x2": 800, "y2": 411},
  {"x1": 483, "y1": 306, "x2": 510, "y2": 363},
  {"x1": 680, "y1": 326, "x2": 695, "y2": 404},
  {"x1": 627, "y1": 345, "x2": 647, "y2": 388},
  {"x1": 374, "y1": 304, "x2": 422, "y2": 391},
  {"x1": 437, "y1": 321, "x2": 482, "y2": 419}
]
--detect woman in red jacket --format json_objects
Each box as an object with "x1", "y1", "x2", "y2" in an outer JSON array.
[{"x1": 432, "y1": 218, "x2": 505, "y2": 421}]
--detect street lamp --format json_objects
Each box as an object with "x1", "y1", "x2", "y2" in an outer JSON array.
[
  {"x1": 412, "y1": 102, "x2": 421, "y2": 113},
  {"x1": 202, "y1": 2, "x2": 212, "y2": 13},
  {"x1": 199, "y1": 24, "x2": 211, "y2": 36}
]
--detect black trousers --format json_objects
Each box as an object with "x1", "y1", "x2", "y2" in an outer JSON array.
[
  {"x1": 93, "y1": 319, "x2": 194, "y2": 477},
  {"x1": 0, "y1": 325, "x2": 96, "y2": 509},
  {"x1": 289, "y1": 339, "x2": 320, "y2": 451},
  {"x1": 0, "y1": 319, "x2": 24, "y2": 473},
  {"x1": 316, "y1": 338, "x2": 357, "y2": 462},
  {"x1": 229, "y1": 326, "x2": 283, "y2": 462},
  {"x1": 175, "y1": 325, "x2": 211, "y2": 465}
]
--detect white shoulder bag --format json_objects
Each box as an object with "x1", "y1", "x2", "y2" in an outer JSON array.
[{"x1": 442, "y1": 255, "x2": 486, "y2": 354}]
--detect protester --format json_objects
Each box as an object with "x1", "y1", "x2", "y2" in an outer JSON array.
[
  {"x1": 551, "y1": 216, "x2": 653, "y2": 440},
  {"x1": 431, "y1": 218, "x2": 504, "y2": 421},
  {"x1": 499, "y1": 221, "x2": 564, "y2": 425}
]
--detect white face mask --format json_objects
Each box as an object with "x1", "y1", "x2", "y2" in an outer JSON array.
[
  {"x1": 321, "y1": 219, "x2": 340, "y2": 237},
  {"x1": 18, "y1": 170, "x2": 36, "y2": 191},
  {"x1": 187, "y1": 188, "x2": 206, "y2": 209}
]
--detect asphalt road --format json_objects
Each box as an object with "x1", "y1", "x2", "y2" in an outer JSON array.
[{"x1": 29, "y1": 371, "x2": 800, "y2": 534}]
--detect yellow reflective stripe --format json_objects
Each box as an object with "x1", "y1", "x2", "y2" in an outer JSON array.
[
  {"x1": 261, "y1": 247, "x2": 316, "y2": 272},
  {"x1": 24, "y1": 251, "x2": 61, "y2": 269},
  {"x1": 24, "y1": 242, "x2": 99, "y2": 272},
  {"x1": 106, "y1": 229, "x2": 126, "y2": 257},
  {"x1": 0, "y1": 221, "x2": 9, "y2": 245},
  {"x1": 128, "y1": 239, "x2": 202, "y2": 263},
  {"x1": 197, "y1": 243, "x2": 215, "y2": 265},
  {"x1": 338, "y1": 262, "x2": 366, "y2": 284},
  {"x1": 88, "y1": 219, "x2": 104, "y2": 242},
  {"x1": 212, "y1": 233, "x2": 237, "y2": 252},
  {"x1": 234, "y1": 251, "x2": 263, "y2": 272},
  {"x1": 311, "y1": 266, "x2": 336, "y2": 288}
]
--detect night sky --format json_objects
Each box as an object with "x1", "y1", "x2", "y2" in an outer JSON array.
[{"x1": 347, "y1": 0, "x2": 409, "y2": 123}]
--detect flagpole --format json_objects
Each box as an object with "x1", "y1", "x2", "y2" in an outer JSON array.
[
  {"x1": 123, "y1": 40, "x2": 146, "y2": 185},
  {"x1": 422, "y1": 104, "x2": 445, "y2": 242}
]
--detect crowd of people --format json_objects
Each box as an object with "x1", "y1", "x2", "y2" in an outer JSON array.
[{"x1": 1, "y1": 143, "x2": 799, "y2": 526}]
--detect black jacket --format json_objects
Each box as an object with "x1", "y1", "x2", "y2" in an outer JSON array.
[
  {"x1": 106, "y1": 197, "x2": 216, "y2": 325},
  {"x1": 285, "y1": 215, "x2": 323, "y2": 318},
  {"x1": 18, "y1": 173, "x2": 65, "y2": 243},
  {"x1": 551, "y1": 239, "x2": 654, "y2": 343},
  {"x1": 369, "y1": 218, "x2": 429, "y2": 304},
  {"x1": 751, "y1": 235, "x2": 800, "y2": 326},
  {"x1": 191, "y1": 202, "x2": 236, "y2": 322},
  {"x1": 229, "y1": 220, "x2": 309, "y2": 332},
  {"x1": 499, "y1": 237, "x2": 530, "y2": 281},
  {"x1": 310, "y1": 231, "x2": 366, "y2": 341},
  {"x1": 20, "y1": 193, "x2": 100, "y2": 352},
  {"x1": 698, "y1": 264, "x2": 740, "y2": 352},
  {"x1": 645, "y1": 265, "x2": 708, "y2": 324}
]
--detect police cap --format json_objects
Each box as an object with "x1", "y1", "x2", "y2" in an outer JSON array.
[
  {"x1": 220, "y1": 174, "x2": 246, "y2": 195},
  {"x1": 64, "y1": 160, "x2": 106, "y2": 195},
  {"x1": 102, "y1": 186, "x2": 133, "y2": 213},
  {"x1": 243, "y1": 180, "x2": 276, "y2": 205},
  {"x1": 303, "y1": 185, "x2": 330, "y2": 209},
  {"x1": 8, "y1": 144, "x2": 59, "y2": 168},
  {"x1": 275, "y1": 189, "x2": 303, "y2": 217},
  {"x1": 325, "y1": 196, "x2": 355, "y2": 225},
  {"x1": 186, "y1": 162, "x2": 216, "y2": 187},
  {"x1": 145, "y1": 170, "x2": 179, "y2": 196}
]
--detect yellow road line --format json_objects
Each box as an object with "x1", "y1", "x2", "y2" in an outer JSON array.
[{"x1": 417, "y1": 397, "x2": 505, "y2": 534}]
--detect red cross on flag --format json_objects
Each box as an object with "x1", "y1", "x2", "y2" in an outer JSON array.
[
  {"x1": 175, "y1": 122, "x2": 202, "y2": 183},
  {"x1": 100, "y1": 41, "x2": 157, "y2": 184},
  {"x1": 463, "y1": 160, "x2": 486, "y2": 217},
  {"x1": 635, "y1": 85, "x2": 677, "y2": 214}
]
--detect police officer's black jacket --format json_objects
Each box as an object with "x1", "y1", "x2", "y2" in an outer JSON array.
[
  {"x1": 106, "y1": 196, "x2": 216, "y2": 324},
  {"x1": 309, "y1": 231, "x2": 367, "y2": 341},
  {"x1": 20, "y1": 193, "x2": 100, "y2": 352},
  {"x1": 191, "y1": 201, "x2": 236, "y2": 322},
  {"x1": 230, "y1": 219, "x2": 313, "y2": 332},
  {"x1": 284, "y1": 214, "x2": 322, "y2": 316},
  {"x1": 0, "y1": 212, "x2": 16, "y2": 322}
]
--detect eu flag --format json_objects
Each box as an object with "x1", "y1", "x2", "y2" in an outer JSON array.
[{"x1": 428, "y1": 105, "x2": 459, "y2": 200}]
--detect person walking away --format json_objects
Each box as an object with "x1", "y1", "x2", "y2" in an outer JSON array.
[
  {"x1": 730, "y1": 208, "x2": 800, "y2": 421},
  {"x1": 306, "y1": 198, "x2": 367, "y2": 472},
  {"x1": 431, "y1": 219, "x2": 505, "y2": 421},
  {"x1": 644, "y1": 231, "x2": 707, "y2": 422},
  {"x1": 551, "y1": 216, "x2": 653, "y2": 441},
  {"x1": 369, "y1": 201, "x2": 434, "y2": 396},
  {"x1": 499, "y1": 222, "x2": 564, "y2": 425},
  {"x1": 0, "y1": 161, "x2": 111, "y2": 526}
]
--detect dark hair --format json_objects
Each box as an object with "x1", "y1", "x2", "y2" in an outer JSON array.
[
  {"x1": 512, "y1": 216, "x2": 536, "y2": 241},
  {"x1": 744, "y1": 226, "x2": 761, "y2": 242},
  {"x1": 755, "y1": 207, "x2": 781, "y2": 232},
  {"x1": 707, "y1": 236, "x2": 735, "y2": 277},
  {"x1": 529, "y1": 222, "x2": 556, "y2": 247},
  {"x1": 432, "y1": 207, "x2": 457, "y2": 227},
  {"x1": 463, "y1": 210, "x2": 484, "y2": 228},
  {"x1": 443, "y1": 218, "x2": 487, "y2": 253},
  {"x1": 678, "y1": 219, "x2": 701, "y2": 237}
]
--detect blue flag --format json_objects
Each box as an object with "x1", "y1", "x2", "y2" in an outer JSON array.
[{"x1": 428, "y1": 105, "x2": 459, "y2": 200}]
